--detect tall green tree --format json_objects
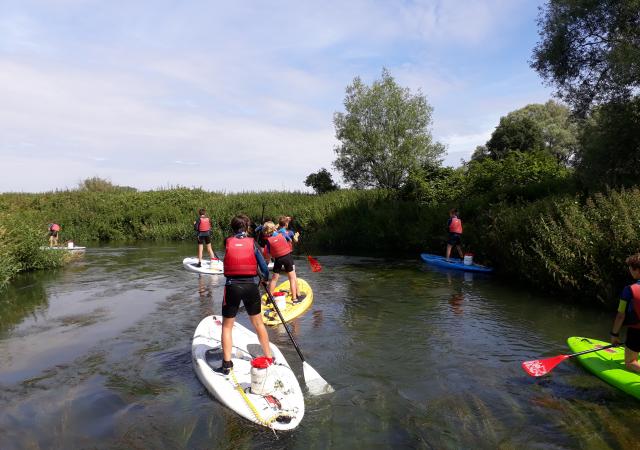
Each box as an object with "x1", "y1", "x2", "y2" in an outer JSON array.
[
  {"x1": 482, "y1": 101, "x2": 579, "y2": 164},
  {"x1": 333, "y1": 68, "x2": 445, "y2": 189},
  {"x1": 304, "y1": 168, "x2": 339, "y2": 194},
  {"x1": 531, "y1": 0, "x2": 640, "y2": 114},
  {"x1": 576, "y1": 97, "x2": 640, "y2": 189}
]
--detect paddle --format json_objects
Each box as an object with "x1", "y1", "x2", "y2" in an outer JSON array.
[
  {"x1": 260, "y1": 280, "x2": 333, "y2": 395},
  {"x1": 522, "y1": 344, "x2": 619, "y2": 377}
]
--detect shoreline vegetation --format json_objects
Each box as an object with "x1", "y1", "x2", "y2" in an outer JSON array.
[{"x1": 1, "y1": 184, "x2": 638, "y2": 308}]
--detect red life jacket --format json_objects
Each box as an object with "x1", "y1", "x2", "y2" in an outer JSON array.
[
  {"x1": 449, "y1": 217, "x2": 463, "y2": 234},
  {"x1": 50, "y1": 223, "x2": 60, "y2": 232},
  {"x1": 268, "y1": 234, "x2": 292, "y2": 258},
  {"x1": 262, "y1": 245, "x2": 270, "y2": 261},
  {"x1": 626, "y1": 284, "x2": 640, "y2": 329},
  {"x1": 224, "y1": 237, "x2": 257, "y2": 276},
  {"x1": 198, "y1": 217, "x2": 211, "y2": 232}
]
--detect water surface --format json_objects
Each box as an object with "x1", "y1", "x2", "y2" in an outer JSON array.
[{"x1": 1, "y1": 243, "x2": 638, "y2": 449}]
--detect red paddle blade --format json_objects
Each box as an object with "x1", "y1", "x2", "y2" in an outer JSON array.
[
  {"x1": 307, "y1": 255, "x2": 322, "y2": 272},
  {"x1": 521, "y1": 354, "x2": 570, "y2": 377}
]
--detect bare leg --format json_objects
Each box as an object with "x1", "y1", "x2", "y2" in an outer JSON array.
[
  {"x1": 49, "y1": 235, "x2": 54, "y2": 247},
  {"x1": 221, "y1": 317, "x2": 234, "y2": 362},
  {"x1": 445, "y1": 244, "x2": 452, "y2": 259},
  {"x1": 197, "y1": 242, "x2": 204, "y2": 262},
  {"x1": 625, "y1": 348, "x2": 640, "y2": 373},
  {"x1": 206, "y1": 243, "x2": 215, "y2": 259},
  {"x1": 457, "y1": 245, "x2": 464, "y2": 259},
  {"x1": 287, "y1": 270, "x2": 298, "y2": 300},
  {"x1": 249, "y1": 314, "x2": 272, "y2": 358},
  {"x1": 269, "y1": 273, "x2": 279, "y2": 294}
]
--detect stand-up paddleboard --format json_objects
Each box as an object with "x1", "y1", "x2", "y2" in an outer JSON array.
[
  {"x1": 261, "y1": 278, "x2": 313, "y2": 326},
  {"x1": 567, "y1": 336, "x2": 640, "y2": 400},
  {"x1": 183, "y1": 257, "x2": 224, "y2": 274},
  {"x1": 40, "y1": 246, "x2": 86, "y2": 254},
  {"x1": 420, "y1": 253, "x2": 493, "y2": 273},
  {"x1": 192, "y1": 315, "x2": 305, "y2": 430}
]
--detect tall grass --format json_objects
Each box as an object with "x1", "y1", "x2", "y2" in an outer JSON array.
[{"x1": 2, "y1": 186, "x2": 639, "y2": 307}]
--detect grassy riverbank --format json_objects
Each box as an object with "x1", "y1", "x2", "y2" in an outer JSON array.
[{"x1": 1, "y1": 186, "x2": 638, "y2": 306}]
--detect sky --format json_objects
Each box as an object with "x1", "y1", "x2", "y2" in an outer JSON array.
[{"x1": 0, "y1": 0, "x2": 553, "y2": 193}]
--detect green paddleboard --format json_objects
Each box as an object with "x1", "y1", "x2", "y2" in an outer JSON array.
[{"x1": 567, "y1": 336, "x2": 640, "y2": 400}]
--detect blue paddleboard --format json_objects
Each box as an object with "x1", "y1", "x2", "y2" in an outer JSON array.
[{"x1": 420, "y1": 253, "x2": 493, "y2": 273}]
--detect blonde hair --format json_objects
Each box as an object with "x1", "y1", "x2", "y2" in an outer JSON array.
[{"x1": 263, "y1": 221, "x2": 277, "y2": 235}]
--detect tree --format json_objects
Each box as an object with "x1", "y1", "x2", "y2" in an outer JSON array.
[
  {"x1": 333, "y1": 68, "x2": 445, "y2": 189},
  {"x1": 77, "y1": 177, "x2": 136, "y2": 192},
  {"x1": 304, "y1": 168, "x2": 339, "y2": 194},
  {"x1": 576, "y1": 97, "x2": 640, "y2": 189},
  {"x1": 531, "y1": 0, "x2": 640, "y2": 114},
  {"x1": 483, "y1": 101, "x2": 579, "y2": 163}
]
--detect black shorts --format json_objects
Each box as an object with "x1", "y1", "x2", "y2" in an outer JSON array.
[
  {"x1": 273, "y1": 253, "x2": 295, "y2": 274},
  {"x1": 222, "y1": 283, "x2": 261, "y2": 318},
  {"x1": 627, "y1": 327, "x2": 640, "y2": 352},
  {"x1": 49, "y1": 231, "x2": 58, "y2": 237},
  {"x1": 447, "y1": 232, "x2": 461, "y2": 246},
  {"x1": 197, "y1": 234, "x2": 211, "y2": 245}
]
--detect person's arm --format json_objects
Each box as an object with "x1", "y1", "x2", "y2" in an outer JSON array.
[
  {"x1": 255, "y1": 245, "x2": 269, "y2": 279},
  {"x1": 611, "y1": 303, "x2": 626, "y2": 345}
]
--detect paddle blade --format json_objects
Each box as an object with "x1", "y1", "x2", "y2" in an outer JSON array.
[
  {"x1": 303, "y1": 361, "x2": 334, "y2": 395},
  {"x1": 307, "y1": 255, "x2": 322, "y2": 272},
  {"x1": 521, "y1": 354, "x2": 570, "y2": 377}
]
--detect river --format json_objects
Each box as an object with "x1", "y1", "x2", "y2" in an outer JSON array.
[{"x1": 1, "y1": 243, "x2": 639, "y2": 449}]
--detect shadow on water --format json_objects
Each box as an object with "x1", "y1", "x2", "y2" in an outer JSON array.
[{"x1": 2, "y1": 244, "x2": 640, "y2": 448}]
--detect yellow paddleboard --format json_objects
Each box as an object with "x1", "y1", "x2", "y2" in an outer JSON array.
[{"x1": 261, "y1": 278, "x2": 313, "y2": 326}]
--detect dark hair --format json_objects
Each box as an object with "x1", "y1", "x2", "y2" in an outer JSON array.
[
  {"x1": 231, "y1": 214, "x2": 251, "y2": 234},
  {"x1": 198, "y1": 208, "x2": 206, "y2": 216},
  {"x1": 626, "y1": 254, "x2": 640, "y2": 270},
  {"x1": 449, "y1": 208, "x2": 458, "y2": 215}
]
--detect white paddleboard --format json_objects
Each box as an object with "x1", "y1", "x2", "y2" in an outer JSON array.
[
  {"x1": 182, "y1": 257, "x2": 224, "y2": 274},
  {"x1": 40, "y1": 246, "x2": 86, "y2": 253},
  {"x1": 192, "y1": 315, "x2": 305, "y2": 430}
]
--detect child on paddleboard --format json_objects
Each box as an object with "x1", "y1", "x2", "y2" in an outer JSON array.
[
  {"x1": 265, "y1": 218, "x2": 301, "y2": 303},
  {"x1": 610, "y1": 253, "x2": 640, "y2": 373},
  {"x1": 193, "y1": 208, "x2": 219, "y2": 268},
  {"x1": 445, "y1": 208, "x2": 464, "y2": 260},
  {"x1": 218, "y1": 214, "x2": 273, "y2": 375}
]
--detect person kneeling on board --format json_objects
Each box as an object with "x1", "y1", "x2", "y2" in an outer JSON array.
[
  {"x1": 610, "y1": 253, "x2": 640, "y2": 373},
  {"x1": 218, "y1": 214, "x2": 273, "y2": 375},
  {"x1": 265, "y1": 218, "x2": 302, "y2": 304}
]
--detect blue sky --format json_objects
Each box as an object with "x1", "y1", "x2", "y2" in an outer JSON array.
[{"x1": 0, "y1": 0, "x2": 552, "y2": 192}]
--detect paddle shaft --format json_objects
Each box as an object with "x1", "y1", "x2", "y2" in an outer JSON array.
[
  {"x1": 567, "y1": 343, "x2": 617, "y2": 358},
  {"x1": 261, "y1": 281, "x2": 306, "y2": 362}
]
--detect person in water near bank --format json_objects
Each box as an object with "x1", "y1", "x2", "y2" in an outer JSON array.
[
  {"x1": 445, "y1": 208, "x2": 464, "y2": 260},
  {"x1": 265, "y1": 218, "x2": 301, "y2": 303},
  {"x1": 193, "y1": 208, "x2": 219, "y2": 268},
  {"x1": 48, "y1": 222, "x2": 61, "y2": 247},
  {"x1": 218, "y1": 214, "x2": 273, "y2": 375},
  {"x1": 610, "y1": 253, "x2": 640, "y2": 373}
]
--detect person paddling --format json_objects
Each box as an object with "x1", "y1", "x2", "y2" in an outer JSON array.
[
  {"x1": 610, "y1": 254, "x2": 640, "y2": 373},
  {"x1": 217, "y1": 214, "x2": 273, "y2": 375},
  {"x1": 445, "y1": 208, "x2": 464, "y2": 260},
  {"x1": 266, "y1": 217, "x2": 301, "y2": 303},
  {"x1": 193, "y1": 208, "x2": 219, "y2": 268},
  {"x1": 48, "y1": 222, "x2": 61, "y2": 247}
]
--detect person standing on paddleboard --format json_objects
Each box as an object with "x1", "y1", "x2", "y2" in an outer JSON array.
[
  {"x1": 193, "y1": 208, "x2": 219, "y2": 268},
  {"x1": 218, "y1": 214, "x2": 273, "y2": 375},
  {"x1": 266, "y1": 217, "x2": 301, "y2": 303},
  {"x1": 610, "y1": 253, "x2": 640, "y2": 373},
  {"x1": 48, "y1": 222, "x2": 61, "y2": 247},
  {"x1": 445, "y1": 208, "x2": 464, "y2": 260}
]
